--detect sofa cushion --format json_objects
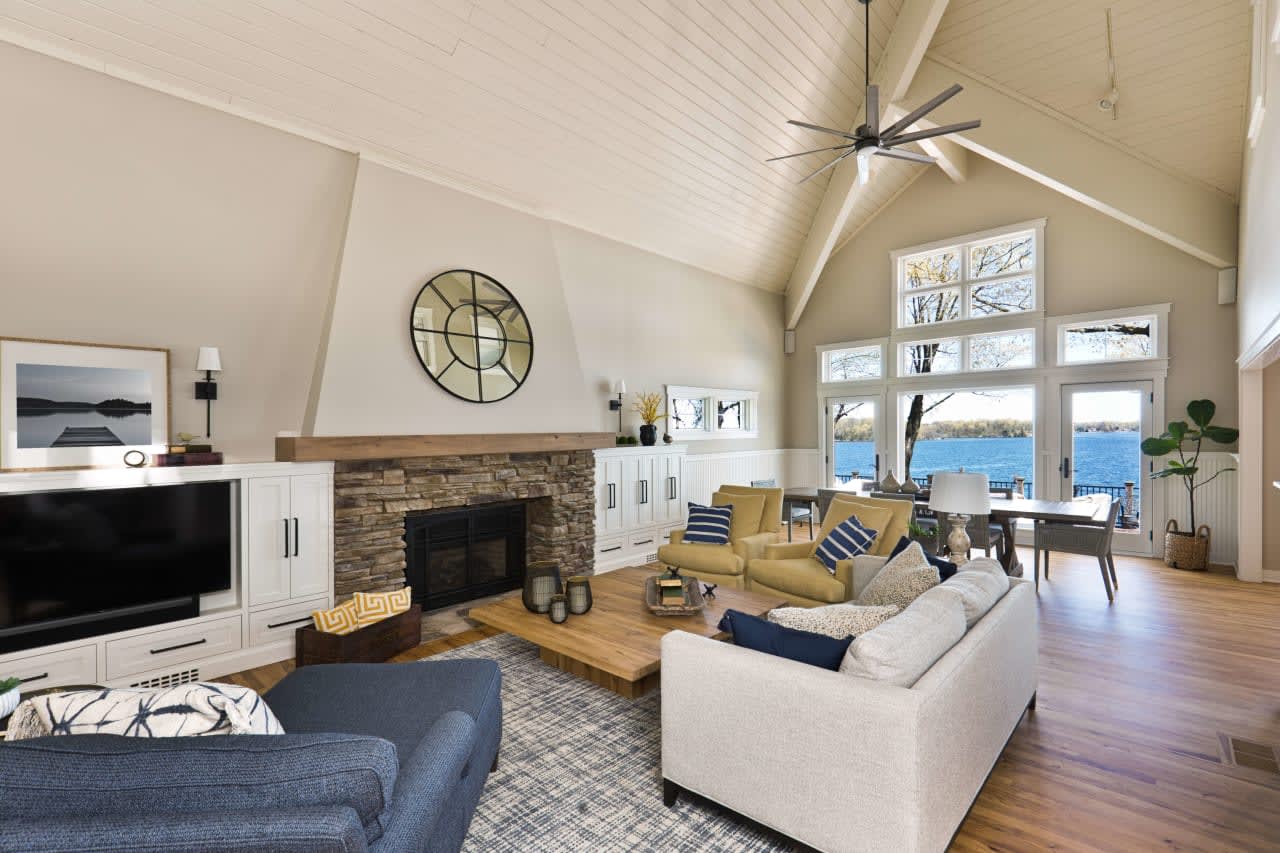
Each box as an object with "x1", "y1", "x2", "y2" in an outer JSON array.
[
  {"x1": 767, "y1": 603, "x2": 900, "y2": 639},
  {"x1": 684, "y1": 502, "x2": 733, "y2": 544},
  {"x1": 814, "y1": 514, "x2": 879, "y2": 573},
  {"x1": 713, "y1": 491, "x2": 766, "y2": 541},
  {"x1": 0, "y1": 732, "x2": 397, "y2": 844},
  {"x1": 828, "y1": 496, "x2": 913, "y2": 556},
  {"x1": 748, "y1": 557, "x2": 848, "y2": 604},
  {"x1": 855, "y1": 541, "x2": 941, "y2": 610},
  {"x1": 840, "y1": 586, "x2": 967, "y2": 687},
  {"x1": 945, "y1": 562, "x2": 1010, "y2": 628},
  {"x1": 718, "y1": 609, "x2": 853, "y2": 670},
  {"x1": 888, "y1": 535, "x2": 958, "y2": 580},
  {"x1": 656, "y1": 542, "x2": 744, "y2": 576}
]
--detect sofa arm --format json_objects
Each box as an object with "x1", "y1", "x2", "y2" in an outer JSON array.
[
  {"x1": 669, "y1": 529, "x2": 686, "y2": 545},
  {"x1": 661, "y1": 630, "x2": 924, "y2": 853},
  {"x1": 372, "y1": 711, "x2": 477, "y2": 852},
  {"x1": 732, "y1": 531, "x2": 778, "y2": 563},
  {"x1": 0, "y1": 807, "x2": 369, "y2": 853},
  {"x1": 762, "y1": 540, "x2": 814, "y2": 560}
]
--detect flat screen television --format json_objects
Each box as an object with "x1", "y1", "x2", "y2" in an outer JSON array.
[{"x1": 0, "y1": 481, "x2": 232, "y2": 654}]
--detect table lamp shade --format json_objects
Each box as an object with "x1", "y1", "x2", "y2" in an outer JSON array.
[
  {"x1": 196, "y1": 346, "x2": 222, "y2": 372},
  {"x1": 929, "y1": 472, "x2": 992, "y2": 515}
]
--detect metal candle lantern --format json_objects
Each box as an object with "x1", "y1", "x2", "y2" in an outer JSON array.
[
  {"x1": 566, "y1": 576, "x2": 593, "y2": 614},
  {"x1": 522, "y1": 561, "x2": 562, "y2": 613},
  {"x1": 548, "y1": 594, "x2": 569, "y2": 624}
]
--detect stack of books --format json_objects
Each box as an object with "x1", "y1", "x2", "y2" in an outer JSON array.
[
  {"x1": 657, "y1": 573, "x2": 685, "y2": 606},
  {"x1": 154, "y1": 443, "x2": 223, "y2": 467}
]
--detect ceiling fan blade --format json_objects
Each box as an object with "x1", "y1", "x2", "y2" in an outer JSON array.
[
  {"x1": 766, "y1": 143, "x2": 856, "y2": 162},
  {"x1": 875, "y1": 148, "x2": 936, "y2": 165},
  {"x1": 880, "y1": 83, "x2": 964, "y2": 139},
  {"x1": 798, "y1": 149, "x2": 856, "y2": 184},
  {"x1": 883, "y1": 119, "x2": 981, "y2": 147},
  {"x1": 865, "y1": 84, "x2": 879, "y2": 137},
  {"x1": 787, "y1": 119, "x2": 861, "y2": 141}
]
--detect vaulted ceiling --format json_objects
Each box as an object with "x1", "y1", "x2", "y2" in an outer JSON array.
[{"x1": 0, "y1": 0, "x2": 1254, "y2": 299}]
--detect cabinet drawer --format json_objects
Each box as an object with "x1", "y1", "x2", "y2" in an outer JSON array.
[
  {"x1": 1, "y1": 645, "x2": 97, "y2": 690},
  {"x1": 629, "y1": 529, "x2": 660, "y2": 550},
  {"x1": 105, "y1": 616, "x2": 242, "y2": 681},
  {"x1": 249, "y1": 597, "x2": 329, "y2": 648},
  {"x1": 594, "y1": 535, "x2": 626, "y2": 559}
]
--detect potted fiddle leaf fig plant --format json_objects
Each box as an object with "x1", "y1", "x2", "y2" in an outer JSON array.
[
  {"x1": 631, "y1": 391, "x2": 667, "y2": 447},
  {"x1": 1141, "y1": 399, "x2": 1238, "y2": 571}
]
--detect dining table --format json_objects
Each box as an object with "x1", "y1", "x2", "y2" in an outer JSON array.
[{"x1": 785, "y1": 485, "x2": 1111, "y2": 576}]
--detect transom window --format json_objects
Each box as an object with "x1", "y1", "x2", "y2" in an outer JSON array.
[
  {"x1": 896, "y1": 227, "x2": 1038, "y2": 330},
  {"x1": 900, "y1": 329, "x2": 1035, "y2": 377},
  {"x1": 666, "y1": 386, "x2": 759, "y2": 440},
  {"x1": 822, "y1": 344, "x2": 883, "y2": 382},
  {"x1": 1060, "y1": 315, "x2": 1156, "y2": 364}
]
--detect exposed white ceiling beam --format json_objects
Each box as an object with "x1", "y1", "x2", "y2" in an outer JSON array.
[
  {"x1": 783, "y1": 0, "x2": 952, "y2": 330},
  {"x1": 901, "y1": 55, "x2": 1239, "y2": 270}
]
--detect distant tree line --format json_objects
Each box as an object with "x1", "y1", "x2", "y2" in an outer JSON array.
[
  {"x1": 17, "y1": 396, "x2": 151, "y2": 412},
  {"x1": 835, "y1": 418, "x2": 1139, "y2": 442}
]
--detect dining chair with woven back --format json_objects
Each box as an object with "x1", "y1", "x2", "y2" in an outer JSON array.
[{"x1": 1033, "y1": 495, "x2": 1121, "y2": 602}]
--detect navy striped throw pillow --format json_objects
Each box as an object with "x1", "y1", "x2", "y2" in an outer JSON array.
[
  {"x1": 814, "y1": 515, "x2": 878, "y2": 573},
  {"x1": 684, "y1": 502, "x2": 733, "y2": 544}
]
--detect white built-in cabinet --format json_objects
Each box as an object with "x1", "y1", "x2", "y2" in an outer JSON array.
[
  {"x1": 594, "y1": 445, "x2": 686, "y2": 572},
  {"x1": 0, "y1": 462, "x2": 334, "y2": 694}
]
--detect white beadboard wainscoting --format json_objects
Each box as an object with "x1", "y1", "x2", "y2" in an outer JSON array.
[
  {"x1": 681, "y1": 449, "x2": 818, "y2": 508},
  {"x1": 1159, "y1": 451, "x2": 1238, "y2": 569}
]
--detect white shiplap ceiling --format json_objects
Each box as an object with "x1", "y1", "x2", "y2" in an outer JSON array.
[
  {"x1": 0, "y1": 0, "x2": 1254, "y2": 292},
  {"x1": 0, "y1": 0, "x2": 907, "y2": 291},
  {"x1": 930, "y1": 0, "x2": 1252, "y2": 199}
]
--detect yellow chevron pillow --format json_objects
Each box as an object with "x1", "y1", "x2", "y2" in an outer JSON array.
[
  {"x1": 353, "y1": 587, "x2": 413, "y2": 628},
  {"x1": 312, "y1": 599, "x2": 360, "y2": 635}
]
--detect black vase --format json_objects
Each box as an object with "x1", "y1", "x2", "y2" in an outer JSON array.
[{"x1": 639, "y1": 424, "x2": 657, "y2": 446}]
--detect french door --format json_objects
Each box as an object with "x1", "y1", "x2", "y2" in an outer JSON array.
[
  {"x1": 824, "y1": 395, "x2": 883, "y2": 488},
  {"x1": 1059, "y1": 381, "x2": 1154, "y2": 555}
]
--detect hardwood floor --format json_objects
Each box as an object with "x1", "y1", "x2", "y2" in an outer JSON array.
[{"x1": 224, "y1": 554, "x2": 1280, "y2": 851}]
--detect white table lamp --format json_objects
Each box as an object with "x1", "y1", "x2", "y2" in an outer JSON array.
[{"x1": 929, "y1": 471, "x2": 991, "y2": 563}]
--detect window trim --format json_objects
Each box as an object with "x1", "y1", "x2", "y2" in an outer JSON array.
[
  {"x1": 1051, "y1": 304, "x2": 1169, "y2": 367},
  {"x1": 890, "y1": 219, "x2": 1046, "y2": 333},
  {"x1": 816, "y1": 338, "x2": 886, "y2": 386},
  {"x1": 665, "y1": 385, "x2": 760, "y2": 440}
]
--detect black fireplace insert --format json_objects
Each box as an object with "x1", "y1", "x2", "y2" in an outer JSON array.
[{"x1": 404, "y1": 503, "x2": 526, "y2": 612}]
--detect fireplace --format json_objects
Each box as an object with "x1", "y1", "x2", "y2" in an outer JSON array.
[{"x1": 404, "y1": 503, "x2": 527, "y2": 611}]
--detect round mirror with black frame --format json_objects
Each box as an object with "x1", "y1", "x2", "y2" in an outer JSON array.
[{"x1": 409, "y1": 269, "x2": 533, "y2": 403}]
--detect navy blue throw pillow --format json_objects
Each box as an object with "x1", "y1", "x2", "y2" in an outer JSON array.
[
  {"x1": 684, "y1": 502, "x2": 733, "y2": 544},
  {"x1": 889, "y1": 535, "x2": 958, "y2": 581},
  {"x1": 717, "y1": 609, "x2": 853, "y2": 671}
]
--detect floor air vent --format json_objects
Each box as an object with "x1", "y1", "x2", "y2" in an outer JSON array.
[
  {"x1": 1219, "y1": 733, "x2": 1280, "y2": 775},
  {"x1": 130, "y1": 668, "x2": 200, "y2": 689}
]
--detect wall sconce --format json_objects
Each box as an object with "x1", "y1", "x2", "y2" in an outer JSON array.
[
  {"x1": 609, "y1": 379, "x2": 626, "y2": 434},
  {"x1": 194, "y1": 346, "x2": 221, "y2": 438}
]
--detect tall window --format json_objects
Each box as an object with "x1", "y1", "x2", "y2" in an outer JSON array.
[{"x1": 897, "y1": 227, "x2": 1037, "y2": 330}]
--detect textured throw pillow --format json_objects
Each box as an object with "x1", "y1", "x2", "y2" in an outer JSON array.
[
  {"x1": 684, "y1": 502, "x2": 733, "y2": 544},
  {"x1": 718, "y1": 609, "x2": 853, "y2": 670},
  {"x1": 353, "y1": 587, "x2": 413, "y2": 628},
  {"x1": 814, "y1": 515, "x2": 879, "y2": 573},
  {"x1": 944, "y1": 566, "x2": 1010, "y2": 628},
  {"x1": 767, "y1": 603, "x2": 901, "y2": 639},
  {"x1": 713, "y1": 491, "x2": 765, "y2": 541},
  {"x1": 855, "y1": 540, "x2": 940, "y2": 610},
  {"x1": 313, "y1": 598, "x2": 360, "y2": 635},
  {"x1": 840, "y1": 585, "x2": 967, "y2": 687},
  {"x1": 888, "y1": 535, "x2": 959, "y2": 581},
  {"x1": 6, "y1": 683, "x2": 284, "y2": 740}
]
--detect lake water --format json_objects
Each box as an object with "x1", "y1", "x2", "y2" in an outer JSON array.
[
  {"x1": 17, "y1": 410, "x2": 152, "y2": 448},
  {"x1": 835, "y1": 431, "x2": 1142, "y2": 491}
]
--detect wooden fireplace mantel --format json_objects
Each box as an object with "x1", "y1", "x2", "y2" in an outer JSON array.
[{"x1": 275, "y1": 432, "x2": 616, "y2": 462}]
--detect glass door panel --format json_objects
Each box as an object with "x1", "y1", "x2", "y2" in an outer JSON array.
[{"x1": 826, "y1": 396, "x2": 881, "y2": 487}]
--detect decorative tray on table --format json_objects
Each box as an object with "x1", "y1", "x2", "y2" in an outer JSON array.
[{"x1": 644, "y1": 572, "x2": 706, "y2": 616}]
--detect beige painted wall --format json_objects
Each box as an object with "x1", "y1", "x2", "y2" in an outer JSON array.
[
  {"x1": 0, "y1": 43, "x2": 356, "y2": 463},
  {"x1": 785, "y1": 158, "x2": 1237, "y2": 448},
  {"x1": 1264, "y1": 362, "x2": 1280, "y2": 572}
]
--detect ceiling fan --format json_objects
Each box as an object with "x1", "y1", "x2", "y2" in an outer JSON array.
[{"x1": 768, "y1": 0, "x2": 981, "y2": 187}]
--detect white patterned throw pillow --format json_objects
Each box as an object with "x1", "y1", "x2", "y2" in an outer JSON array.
[
  {"x1": 6, "y1": 683, "x2": 284, "y2": 741},
  {"x1": 854, "y1": 541, "x2": 940, "y2": 610},
  {"x1": 767, "y1": 603, "x2": 901, "y2": 639}
]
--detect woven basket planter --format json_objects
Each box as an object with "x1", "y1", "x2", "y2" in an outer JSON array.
[{"x1": 1163, "y1": 520, "x2": 1210, "y2": 571}]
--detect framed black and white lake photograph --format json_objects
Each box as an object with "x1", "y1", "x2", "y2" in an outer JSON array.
[{"x1": 0, "y1": 338, "x2": 169, "y2": 470}]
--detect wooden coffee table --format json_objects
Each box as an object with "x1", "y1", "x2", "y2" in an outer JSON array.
[{"x1": 469, "y1": 566, "x2": 786, "y2": 698}]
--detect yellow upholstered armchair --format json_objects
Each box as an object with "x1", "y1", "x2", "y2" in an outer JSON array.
[
  {"x1": 747, "y1": 494, "x2": 913, "y2": 607},
  {"x1": 655, "y1": 485, "x2": 783, "y2": 590}
]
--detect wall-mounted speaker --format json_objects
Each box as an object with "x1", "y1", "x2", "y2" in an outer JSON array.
[
  {"x1": 783, "y1": 329, "x2": 796, "y2": 354},
  {"x1": 1218, "y1": 268, "x2": 1237, "y2": 305}
]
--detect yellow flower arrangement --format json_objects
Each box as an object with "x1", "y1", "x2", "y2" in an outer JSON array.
[{"x1": 631, "y1": 391, "x2": 667, "y2": 425}]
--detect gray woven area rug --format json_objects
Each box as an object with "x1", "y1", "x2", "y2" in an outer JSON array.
[{"x1": 431, "y1": 634, "x2": 804, "y2": 852}]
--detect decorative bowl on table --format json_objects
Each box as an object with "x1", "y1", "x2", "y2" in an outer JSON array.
[{"x1": 644, "y1": 572, "x2": 706, "y2": 616}]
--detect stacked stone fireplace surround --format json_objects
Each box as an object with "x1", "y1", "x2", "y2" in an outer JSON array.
[{"x1": 332, "y1": 450, "x2": 596, "y2": 600}]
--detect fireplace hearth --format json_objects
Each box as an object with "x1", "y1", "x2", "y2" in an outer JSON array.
[{"x1": 404, "y1": 503, "x2": 527, "y2": 611}]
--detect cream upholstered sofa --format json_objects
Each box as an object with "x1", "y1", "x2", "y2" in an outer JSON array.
[
  {"x1": 747, "y1": 494, "x2": 913, "y2": 607},
  {"x1": 660, "y1": 562, "x2": 1037, "y2": 853},
  {"x1": 656, "y1": 484, "x2": 782, "y2": 590}
]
